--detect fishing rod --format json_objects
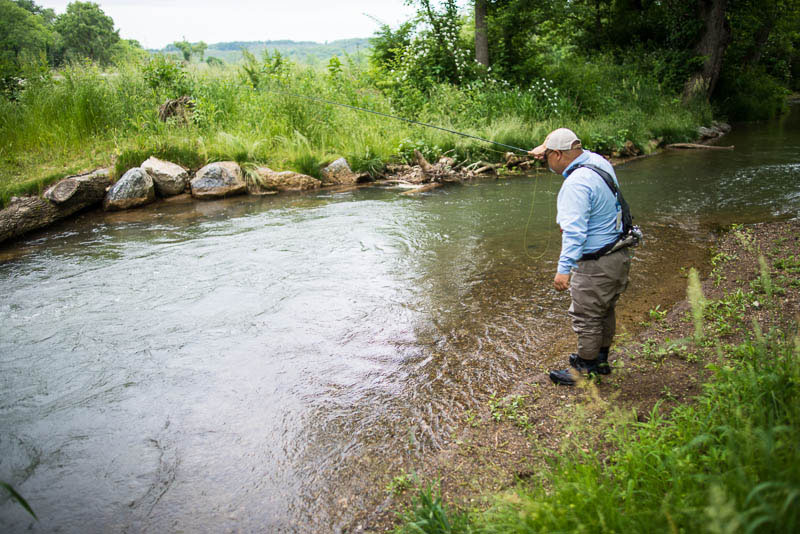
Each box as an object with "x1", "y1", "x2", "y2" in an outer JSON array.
[
  {"x1": 262, "y1": 88, "x2": 531, "y2": 154},
  {"x1": 264, "y1": 87, "x2": 552, "y2": 258}
]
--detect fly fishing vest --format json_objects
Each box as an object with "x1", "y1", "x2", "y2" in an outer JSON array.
[{"x1": 564, "y1": 163, "x2": 642, "y2": 261}]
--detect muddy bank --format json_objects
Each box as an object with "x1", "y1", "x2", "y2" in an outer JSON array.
[{"x1": 342, "y1": 218, "x2": 799, "y2": 533}]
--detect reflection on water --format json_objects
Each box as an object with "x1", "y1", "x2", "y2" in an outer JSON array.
[{"x1": 1, "y1": 108, "x2": 799, "y2": 531}]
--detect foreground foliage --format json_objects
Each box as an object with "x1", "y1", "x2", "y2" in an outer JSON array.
[{"x1": 398, "y1": 253, "x2": 800, "y2": 533}]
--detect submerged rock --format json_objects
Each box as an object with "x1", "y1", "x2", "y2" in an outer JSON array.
[
  {"x1": 698, "y1": 126, "x2": 718, "y2": 139},
  {"x1": 104, "y1": 167, "x2": 155, "y2": 211},
  {"x1": 247, "y1": 167, "x2": 321, "y2": 195},
  {"x1": 141, "y1": 157, "x2": 188, "y2": 197},
  {"x1": 190, "y1": 162, "x2": 246, "y2": 200}
]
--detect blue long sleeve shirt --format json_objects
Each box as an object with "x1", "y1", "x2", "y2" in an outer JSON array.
[{"x1": 556, "y1": 150, "x2": 622, "y2": 274}]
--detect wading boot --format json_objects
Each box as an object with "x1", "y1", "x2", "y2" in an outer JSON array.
[
  {"x1": 550, "y1": 355, "x2": 605, "y2": 386},
  {"x1": 569, "y1": 347, "x2": 611, "y2": 375}
]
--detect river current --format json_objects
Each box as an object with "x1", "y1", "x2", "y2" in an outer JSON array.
[{"x1": 1, "y1": 108, "x2": 798, "y2": 531}]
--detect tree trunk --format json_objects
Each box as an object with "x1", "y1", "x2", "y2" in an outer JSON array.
[
  {"x1": 683, "y1": 0, "x2": 731, "y2": 102},
  {"x1": 475, "y1": 0, "x2": 489, "y2": 67},
  {"x1": 0, "y1": 169, "x2": 110, "y2": 245}
]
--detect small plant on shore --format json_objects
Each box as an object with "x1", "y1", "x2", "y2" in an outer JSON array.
[
  {"x1": 757, "y1": 254, "x2": 776, "y2": 300},
  {"x1": 386, "y1": 469, "x2": 416, "y2": 496},
  {"x1": 488, "y1": 394, "x2": 531, "y2": 432},
  {"x1": 687, "y1": 267, "x2": 707, "y2": 342},
  {"x1": 397, "y1": 485, "x2": 471, "y2": 534},
  {"x1": 710, "y1": 250, "x2": 736, "y2": 286},
  {"x1": 648, "y1": 305, "x2": 667, "y2": 321},
  {"x1": 774, "y1": 254, "x2": 800, "y2": 274},
  {"x1": 463, "y1": 410, "x2": 480, "y2": 428},
  {"x1": 704, "y1": 288, "x2": 749, "y2": 337}
]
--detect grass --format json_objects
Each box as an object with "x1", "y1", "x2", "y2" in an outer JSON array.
[
  {"x1": 1, "y1": 56, "x2": 709, "y2": 207},
  {"x1": 396, "y1": 256, "x2": 800, "y2": 533}
]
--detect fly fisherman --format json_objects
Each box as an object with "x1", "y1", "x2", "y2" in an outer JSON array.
[{"x1": 530, "y1": 128, "x2": 635, "y2": 386}]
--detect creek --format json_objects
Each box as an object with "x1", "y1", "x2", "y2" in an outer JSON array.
[{"x1": 1, "y1": 107, "x2": 798, "y2": 532}]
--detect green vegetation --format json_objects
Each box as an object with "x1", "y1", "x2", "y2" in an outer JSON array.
[
  {"x1": 387, "y1": 470, "x2": 417, "y2": 496},
  {"x1": 1, "y1": 481, "x2": 37, "y2": 520},
  {"x1": 0, "y1": 48, "x2": 707, "y2": 206},
  {"x1": 488, "y1": 393, "x2": 533, "y2": 432},
  {"x1": 1, "y1": 0, "x2": 797, "y2": 207},
  {"x1": 160, "y1": 38, "x2": 371, "y2": 65}
]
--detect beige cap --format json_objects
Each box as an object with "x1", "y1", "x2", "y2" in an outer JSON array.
[{"x1": 531, "y1": 128, "x2": 581, "y2": 156}]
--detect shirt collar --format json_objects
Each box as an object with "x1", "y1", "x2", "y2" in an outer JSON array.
[{"x1": 562, "y1": 150, "x2": 589, "y2": 178}]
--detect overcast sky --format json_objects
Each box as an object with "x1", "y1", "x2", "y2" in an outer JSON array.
[{"x1": 37, "y1": 1, "x2": 419, "y2": 49}]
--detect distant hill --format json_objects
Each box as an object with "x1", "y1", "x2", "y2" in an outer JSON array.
[{"x1": 156, "y1": 38, "x2": 372, "y2": 64}]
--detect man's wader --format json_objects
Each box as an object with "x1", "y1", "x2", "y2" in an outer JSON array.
[{"x1": 564, "y1": 164, "x2": 635, "y2": 361}]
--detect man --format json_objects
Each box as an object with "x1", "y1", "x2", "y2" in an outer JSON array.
[{"x1": 529, "y1": 128, "x2": 632, "y2": 386}]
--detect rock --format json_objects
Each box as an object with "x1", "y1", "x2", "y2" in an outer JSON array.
[
  {"x1": 190, "y1": 161, "x2": 246, "y2": 200},
  {"x1": 698, "y1": 126, "x2": 718, "y2": 139},
  {"x1": 247, "y1": 167, "x2": 322, "y2": 195},
  {"x1": 620, "y1": 140, "x2": 641, "y2": 157},
  {"x1": 1, "y1": 169, "x2": 110, "y2": 244},
  {"x1": 321, "y1": 158, "x2": 361, "y2": 185},
  {"x1": 141, "y1": 157, "x2": 188, "y2": 197},
  {"x1": 104, "y1": 167, "x2": 155, "y2": 211},
  {"x1": 712, "y1": 121, "x2": 732, "y2": 134}
]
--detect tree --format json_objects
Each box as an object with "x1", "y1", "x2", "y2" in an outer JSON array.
[
  {"x1": 173, "y1": 40, "x2": 193, "y2": 62},
  {"x1": 0, "y1": 0, "x2": 54, "y2": 94},
  {"x1": 54, "y1": 1, "x2": 119, "y2": 66},
  {"x1": 682, "y1": 0, "x2": 730, "y2": 102},
  {"x1": 475, "y1": 0, "x2": 489, "y2": 67},
  {"x1": 193, "y1": 41, "x2": 207, "y2": 61},
  {"x1": 11, "y1": 0, "x2": 55, "y2": 24},
  {"x1": 0, "y1": 0, "x2": 52, "y2": 58}
]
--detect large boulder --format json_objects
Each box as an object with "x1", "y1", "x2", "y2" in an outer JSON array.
[
  {"x1": 104, "y1": 167, "x2": 155, "y2": 211},
  {"x1": 190, "y1": 161, "x2": 246, "y2": 200},
  {"x1": 321, "y1": 158, "x2": 358, "y2": 185},
  {"x1": 247, "y1": 167, "x2": 321, "y2": 195},
  {"x1": 141, "y1": 157, "x2": 188, "y2": 197}
]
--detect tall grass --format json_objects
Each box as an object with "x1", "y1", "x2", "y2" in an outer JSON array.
[{"x1": 0, "y1": 57, "x2": 708, "y2": 206}]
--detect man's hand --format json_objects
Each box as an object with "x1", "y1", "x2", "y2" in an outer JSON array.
[{"x1": 554, "y1": 273, "x2": 570, "y2": 291}]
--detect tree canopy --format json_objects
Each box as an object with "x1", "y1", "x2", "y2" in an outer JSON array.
[
  {"x1": 53, "y1": 1, "x2": 120, "y2": 65},
  {"x1": 369, "y1": 0, "x2": 799, "y2": 119}
]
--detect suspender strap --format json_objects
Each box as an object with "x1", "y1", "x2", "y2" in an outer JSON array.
[{"x1": 565, "y1": 163, "x2": 632, "y2": 261}]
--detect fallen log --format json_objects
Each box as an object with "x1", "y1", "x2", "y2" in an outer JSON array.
[
  {"x1": 400, "y1": 183, "x2": 443, "y2": 195},
  {"x1": 414, "y1": 150, "x2": 436, "y2": 176},
  {"x1": 474, "y1": 163, "x2": 500, "y2": 174},
  {"x1": 666, "y1": 143, "x2": 734, "y2": 150},
  {"x1": 0, "y1": 169, "x2": 110, "y2": 245}
]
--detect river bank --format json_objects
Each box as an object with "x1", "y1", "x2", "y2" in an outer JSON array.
[
  {"x1": 363, "y1": 218, "x2": 800, "y2": 533},
  {"x1": 1, "y1": 119, "x2": 736, "y2": 249}
]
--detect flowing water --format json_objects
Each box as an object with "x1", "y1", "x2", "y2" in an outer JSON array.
[{"x1": 1, "y1": 108, "x2": 798, "y2": 532}]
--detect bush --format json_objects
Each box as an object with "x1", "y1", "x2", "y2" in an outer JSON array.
[{"x1": 714, "y1": 66, "x2": 789, "y2": 121}]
